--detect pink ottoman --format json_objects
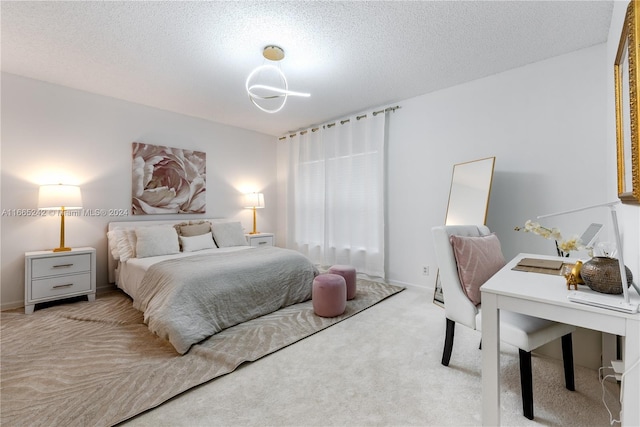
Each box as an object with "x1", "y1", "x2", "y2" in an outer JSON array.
[
  {"x1": 312, "y1": 274, "x2": 347, "y2": 317},
  {"x1": 328, "y1": 265, "x2": 357, "y2": 300}
]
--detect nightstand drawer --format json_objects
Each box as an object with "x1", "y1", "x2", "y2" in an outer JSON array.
[
  {"x1": 31, "y1": 272, "x2": 92, "y2": 300},
  {"x1": 31, "y1": 254, "x2": 91, "y2": 278},
  {"x1": 249, "y1": 235, "x2": 273, "y2": 247}
]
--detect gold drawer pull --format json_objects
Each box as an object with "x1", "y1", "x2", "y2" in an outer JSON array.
[
  {"x1": 52, "y1": 283, "x2": 73, "y2": 289},
  {"x1": 52, "y1": 264, "x2": 74, "y2": 268}
]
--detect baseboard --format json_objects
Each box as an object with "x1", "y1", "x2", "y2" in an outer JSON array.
[
  {"x1": 1, "y1": 299, "x2": 23, "y2": 311},
  {"x1": 387, "y1": 279, "x2": 433, "y2": 292},
  {"x1": 98, "y1": 283, "x2": 118, "y2": 293}
]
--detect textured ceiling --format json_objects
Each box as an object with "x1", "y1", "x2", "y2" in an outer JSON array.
[{"x1": 1, "y1": 1, "x2": 613, "y2": 136}]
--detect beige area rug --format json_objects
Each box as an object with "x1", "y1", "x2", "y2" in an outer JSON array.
[{"x1": 1, "y1": 278, "x2": 403, "y2": 427}]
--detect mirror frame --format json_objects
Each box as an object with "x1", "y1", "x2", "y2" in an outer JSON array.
[
  {"x1": 433, "y1": 156, "x2": 496, "y2": 307},
  {"x1": 614, "y1": 0, "x2": 640, "y2": 204}
]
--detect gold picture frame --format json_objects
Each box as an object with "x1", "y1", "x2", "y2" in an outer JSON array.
[{"x1": 614, "y1": 0, "x2": 640, "y2": 204}]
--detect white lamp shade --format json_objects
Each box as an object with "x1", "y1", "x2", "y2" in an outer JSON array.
[
  {"x1": 38, "y1": 184, "x2": 83, "y2": 210},
  {"x1": 243, "y1": 192, "x2": 265, "y2": 209}
]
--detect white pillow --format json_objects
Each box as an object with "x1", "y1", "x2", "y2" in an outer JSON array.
[
  {"x1": 108, "y1": 228, "x2": 137, "y2": 262},
  {"x1": 135, "y1": 226, "x2": 180, "y2": 258},
  {"x1": 179, "y1": 232, "x2": 216, "y2": 252},
  {"x1": 211, "y1": 221, "x2": 248, "y2": 247}
]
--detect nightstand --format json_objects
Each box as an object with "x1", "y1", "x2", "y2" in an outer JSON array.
[
  {"x1": 245, "y1": 233, "x2": 274, "y2": 247},
  {"x1": 24, "y1": 247, "x2": 96, "y2": 314}
]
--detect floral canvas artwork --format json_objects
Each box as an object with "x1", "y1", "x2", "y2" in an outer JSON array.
[{"x1": 132, "y1": 142, "x2": 206, "y2": 214}]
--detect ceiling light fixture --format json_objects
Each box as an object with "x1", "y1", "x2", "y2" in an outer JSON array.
[{"x1": 245, "y1": 45, "x2": 310, "y2": 114}]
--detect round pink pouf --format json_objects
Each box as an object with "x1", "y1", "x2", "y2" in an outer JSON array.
[
  {"x1": 328, "y1": 265, "x2": 357, "y2": 300},
  {"x1": 312, "y1": 273, "x2": 347, "y2": 317}
]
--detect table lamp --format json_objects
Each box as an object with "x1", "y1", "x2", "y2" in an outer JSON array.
[
  {"x1": 38, "y1": 184, "x2": 83, "y2": 252},
  {"x1": 243, "y1": 192, "x2": 264, "y2": 235}
]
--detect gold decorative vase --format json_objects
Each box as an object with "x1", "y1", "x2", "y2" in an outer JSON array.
[{"x1": 580, "y1": 257, "x2": 633, "y2": 294}]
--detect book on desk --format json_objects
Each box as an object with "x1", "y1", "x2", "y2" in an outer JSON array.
[{"x1": 512, "y1": 257, "x2": 566, "y2": 275}]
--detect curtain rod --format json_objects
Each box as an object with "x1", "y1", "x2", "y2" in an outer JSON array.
[{"x1": 278, "y1": 105, "x2": 401, "y2": 140}]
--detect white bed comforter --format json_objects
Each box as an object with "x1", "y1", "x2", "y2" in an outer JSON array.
[{"x1": 134, "y1": 246, "x2": 318, "y2": 354}]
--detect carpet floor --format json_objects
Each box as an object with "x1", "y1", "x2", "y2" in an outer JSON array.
[
  {"x1": 0, "y1": 278, "x2": 403, "y2": 427},
  {"x1": 122, "y1": 285, "x2": 623, "y2": 427}
]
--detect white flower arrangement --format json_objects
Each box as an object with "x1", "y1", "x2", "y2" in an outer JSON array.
[{"x1": 515, "y1": 220, "x2": 584, "y2": 257}]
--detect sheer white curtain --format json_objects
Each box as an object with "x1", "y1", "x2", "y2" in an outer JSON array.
[{"x1": 285, "y1": 111, "x2": 386, "y2": 277}]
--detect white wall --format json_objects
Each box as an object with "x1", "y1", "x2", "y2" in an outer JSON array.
[
  {"x1": 1, "y1": 73, "x2": 277, "y2": 309},
  {"x1": 385, "y1": 44, "x2": 611, "y2": 290},
  {"x1": 382, "y1": 23, "x2": 640, "y2": 294}
]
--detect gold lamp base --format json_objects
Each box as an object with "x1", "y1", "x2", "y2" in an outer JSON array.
[
  {"x1": 244, "y1": 192, "x2": 264, "y2": 234},
  {"x1": 249, "y1": 207, "x2": 260, "y2": 235},
  {"x1": 52, "y1": 208, "x2": 73, "y2": 252}
]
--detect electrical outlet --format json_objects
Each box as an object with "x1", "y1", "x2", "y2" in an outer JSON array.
[{"x1": 423, "y1": 266, "x2": 429, "y2": 276}]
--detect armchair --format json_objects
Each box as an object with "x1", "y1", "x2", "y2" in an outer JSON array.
[{"x1": 432, "y1": 225, "x2": 576, "y2": 420}]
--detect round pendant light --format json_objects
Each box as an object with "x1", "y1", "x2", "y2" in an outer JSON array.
[{"x1": 245, "y1": 45, "x2": 310, "y2": 114}]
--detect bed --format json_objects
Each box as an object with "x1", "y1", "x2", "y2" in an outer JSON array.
[{"x1": 107, "y1": 219, "x2": 318, "y2": 354}]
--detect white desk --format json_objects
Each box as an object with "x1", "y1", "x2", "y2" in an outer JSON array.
[{"x1": 481, "y1": 253, "x2": 640, "y2": 426}]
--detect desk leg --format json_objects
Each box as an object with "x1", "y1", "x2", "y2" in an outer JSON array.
[
  {"x1": 621, "y1": 318, "x2": 640, "y2": 426},
  {"x1": 482, "y1": 292, "x2": 500, "y2": 426}
]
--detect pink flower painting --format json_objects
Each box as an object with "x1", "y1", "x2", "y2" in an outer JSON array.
[{"x1": 132, "y1": 142, "x2": 206, "y2": 214}]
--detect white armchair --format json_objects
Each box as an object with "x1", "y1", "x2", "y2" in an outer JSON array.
[{"x1": 432, "y1": 225, "x2": 576, "y2": 420}]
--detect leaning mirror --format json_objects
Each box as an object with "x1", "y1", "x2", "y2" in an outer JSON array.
[
  {"x1": 444, "y1": 157, "x2": 496, "y2": 225},
  {"x1": 615, "y1": 0, "x2": 640, "y2": 204},
  {"x1": 433, "y1": 157, "x2": 495, "y2": 306}
]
